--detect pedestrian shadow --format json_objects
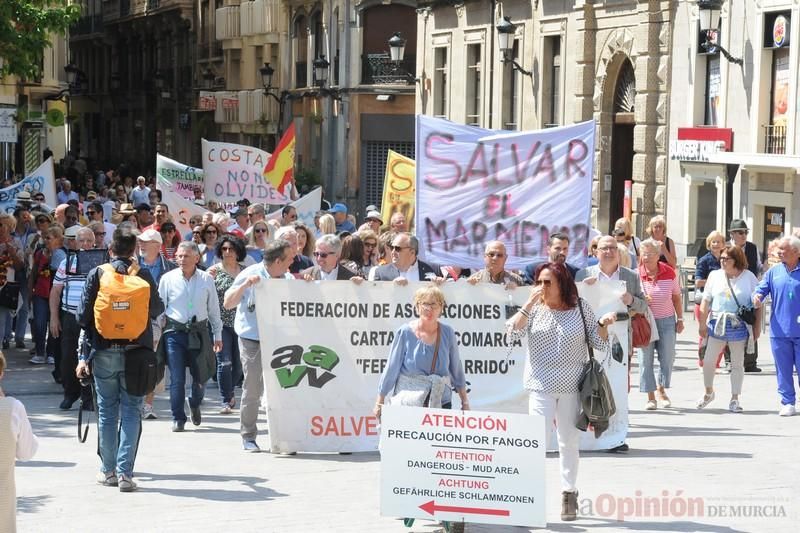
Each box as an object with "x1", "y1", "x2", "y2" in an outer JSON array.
[
  {"x1": 583, "y1": 448, "x2": 752, "y2": 459},
  {"x1": 17, "y1": 494, "x2": 52, "y2": 514},
  {"x1": 546, "y1": 519, "x2": 748, "y2": 532},
  {"x1": 627, "y1": 423, "x2": 777, "y2": 439},
  {"x1": 16, "y1": 460, "x2": 76, "y2": 468},
  {"x1": 134, "y1": 471, "x2": 288, "y2": 502},
  {"x1": 274, "y1": 451, "x2": 381, "y2": 463}
]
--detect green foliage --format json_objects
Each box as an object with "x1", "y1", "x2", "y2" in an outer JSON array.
[
  {"x1": 295, "y1": 167, "x2": 321, "y2": 190},
  {"x1": 0, "y1": 0, "x2": 81, "y2": 80}
]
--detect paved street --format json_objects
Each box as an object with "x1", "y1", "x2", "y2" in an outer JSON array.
[{"x1": 6, "y1": 314, "x2": 799, "y2": 533}]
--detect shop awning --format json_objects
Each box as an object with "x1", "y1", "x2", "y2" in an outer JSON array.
[{"x1": 705, "y1": 151, "x2": 800, "y2": 172}]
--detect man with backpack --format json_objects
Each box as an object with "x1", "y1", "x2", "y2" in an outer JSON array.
[{"x1": 76, "y1": 226, "x2": 164, "y2": 492}]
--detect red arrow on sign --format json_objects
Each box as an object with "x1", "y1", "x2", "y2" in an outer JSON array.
[{"x1": 419, "y1": 500, "x2": 510, "y2": 517}]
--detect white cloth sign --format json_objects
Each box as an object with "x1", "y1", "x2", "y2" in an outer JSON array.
[
  {"x1": 0, "y1": 158, "x2": 57, "y2": 213},
  {"x1": 157, "y1": 176, "x2": 208, "y2": 236},
  {"x1": 415, "y1": 116, "x2": 594, "y2": 270},
  {"x1": 267, "y1": 187, "x2": 322, "y2": 229},
  {"x1": 0, "y1": 108, "x2": 17, "y2": 143},
  {"x1": 156, "y1": 153, "x2": 204, "y2": 201},
  {"x1": 201, "y1": 139, "x2": 288, "y2": 206},
  {"x1": 254, "y1": 279, "x2": 628, "y2": 453},
  {"x1": 380, "y1": 406, "x2": 546, "y2": 528}
]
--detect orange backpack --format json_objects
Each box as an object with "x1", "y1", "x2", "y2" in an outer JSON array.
[{"x1": 93, "y1": 263, "x2": 151, "y2": 340}]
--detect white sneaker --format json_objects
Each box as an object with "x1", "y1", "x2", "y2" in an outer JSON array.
[
  {"x1": 779, "y1": 404, "x2": 796, "y2": 417},
  {"x1": 29, "y1": 355, "x2": 47, "y2": 364},
  {"x1": 141, "y1": 404, "x2": 158, "y2": 420},
  {"x1": 46, "y1": 356, "x2": 55, "y2": 364}
]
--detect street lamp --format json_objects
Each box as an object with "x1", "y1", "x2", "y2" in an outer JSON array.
[
  {"x1": 496, "y1": 17, "x2": 533, "y2": 77},
  {"x1": 64, "y1": 62, "x2": 79, "y2": 88},
  {"x1": 388, "y1": 32, "x2": 406, "y2": 62},
  {"x1": 697, "y1": 0, "x2": 743, "y2": 64},
  {"x1": 258, "y1": 62, "x2": 291, "y2": 136},
  {"x1": 313, "y1": 55, "x2": 330, "y2": 88}
]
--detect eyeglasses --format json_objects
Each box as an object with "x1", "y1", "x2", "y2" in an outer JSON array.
[
  {"x1": 193, "y1": 231, "x2": 201, "y2": 235},
  {"x1": 254, "y1": 228, "x2": 268, "y2": 234},
  {"x1": 485, "y1": 252, "x2": 505, "y2": 258},
  {"x1": 719, "y1": 256, "x2": 731, "y2": 262},
  {"x1": 535, "y1": 279, "x2": 552, "y2": 286},
  {"x1": 364, "y1": 242, "x2": 377, "y2": 248},
  {"x1": 221, "y1": 246, "x2": 235, "y2": 253},
  {"x1": 390, "y1": 245, "x2": 409, "y2": 252},
  {"x1": 419, "y1": 302, "x2": 440, "y2": 309},
  {"x1": 313, "y1": 251, "x2": 332, "y2": 259}
]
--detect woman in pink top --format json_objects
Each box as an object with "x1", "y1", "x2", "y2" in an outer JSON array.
[{"x1": 638, "y1": 239, "x2": 685, "y2": 410}]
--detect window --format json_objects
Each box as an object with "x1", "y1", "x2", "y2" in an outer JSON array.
[
  {"x1": 502, "y1": 40, "x2": 519, "y2": 130},
  {"x1": 433, "y1": 47, "x2": 449, "y2": 118},
  {"x1": 767, "y1": 47, "x2": 790, "y2": 154},
  {"x1": 704, "y1": 55, "x2": 720, "y2": 125},
  {"x1": 465, "y1": 44, "x2": 482, "y2": 126},
  {"x1": 544, "y1": 36, "x2": 561, "y2": 127},
  {"x1": 294, "y1": 15, "x2": 308, "y2": 88}
]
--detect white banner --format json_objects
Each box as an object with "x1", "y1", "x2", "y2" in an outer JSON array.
[
  {"x1": 380, "y1": 406, "x2": 546, "y2": 528},
  {"x1": 0, "y1": 157, "x2": 56, "y2": 213},
  {"x1": 201, "y1": 139, "x2": 288, "y2": 207},
  {"x1": 0, "y1": 108, "x2": 17, "y2": 143},
  {"x1": 157, "y1": 176, "x2": 209, "y2": 237},
  {"x1": 415, "y1": 116, "x2": 594, "y2": 270},
  {"x1": 267, "y1": 187, "x2": 322, "y2": 229},
  {"x1": 156, "y1": 153, "x2": 204, "y2": 201},
  {"x1": 255, "y1": 279, "x2": 628, "y2": 453}
]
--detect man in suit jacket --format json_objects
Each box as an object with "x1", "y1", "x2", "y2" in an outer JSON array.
[
  {"x1": 575, "y1": 235, "x2": 648, "y2": 454},
  {"x1": 301, "y1": 234, "x2": 360, "y2": 281},
  {"x1": 524, "y1": 232, "x2": 579, "y2": 284},
  {"x1": 368, "y1": 232, "x2": 439, "y2": 283}
]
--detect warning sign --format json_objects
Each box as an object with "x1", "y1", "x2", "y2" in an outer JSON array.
[{"x1": 379, "y1": 406, "x2": 546, "y2": 527}]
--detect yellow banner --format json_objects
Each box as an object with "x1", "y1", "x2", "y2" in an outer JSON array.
[{"x1": 380, "y1": 150, "x2": 416, "y2": 231}]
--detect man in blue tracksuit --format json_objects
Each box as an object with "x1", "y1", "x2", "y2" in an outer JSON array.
[{"x1": 753, "y1": 236, "x2": 800, "y2": 416}]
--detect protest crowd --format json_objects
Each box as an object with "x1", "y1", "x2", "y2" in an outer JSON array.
[{"x1": 3, "y1": 159, "x2": 800, "y2": 530}]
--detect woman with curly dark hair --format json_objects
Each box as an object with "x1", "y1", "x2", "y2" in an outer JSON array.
[{"x1": 207, "y1": 235, "x2": 246, "y2": 413}]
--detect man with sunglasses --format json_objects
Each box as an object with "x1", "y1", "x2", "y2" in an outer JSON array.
[
  {"x1": 729, "y1": 219, "x2": 762, "y2": 372},
  {"x1": 467, "y1": 241, "x2": 524, "y2": 287},
  {"x1": 247, "y1": 204, "x2": 265, "y2": 224},
  {"x1": 280, "y1": 205, "x2": 298, "y2": 227},
  {"x1": 86, "y1": 201, "x2": 115, "y2": 247},
  {"x1": 224, "y1": 239, "x2": 295, "y2": 452},
  {"x1": 301, "y1": 234, "x2": 359, "y2": 281},
  {"x1": 368, "y1": 232, "x2": 438, "y2": 282}
]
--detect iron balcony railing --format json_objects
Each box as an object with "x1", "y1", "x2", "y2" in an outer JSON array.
[{"x1": 764, "y1": 124, "x2": 786, "y2": 155}]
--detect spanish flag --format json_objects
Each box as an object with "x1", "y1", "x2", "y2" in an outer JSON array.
[{"x1": 263, "y1": 122, "x2": 296, "y2": 194}]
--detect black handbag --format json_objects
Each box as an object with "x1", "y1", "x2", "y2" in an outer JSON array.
[
  {"x1": 124, "y1": 345, "x2": 162, "y2": 397},
  {"x1": 0, "y1": 282, "x2": 20, "y2": 310},
  {"x1": 725, "y1": 275, "x2": 756, "y2": 326}
]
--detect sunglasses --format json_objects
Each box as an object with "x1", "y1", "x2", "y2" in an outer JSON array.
[
  {"x1": 221, "y1": 246, "x2": 235, "y2": 252},
  {"x1": 205, "y1": 230, "x2": 218, "y2": 235},
  {"x1": 313, "y1": 251, "x2": 332, "y2": 259},
  {"x1": 95, "y1": 232, "x2": 106, "y2": 237},
  {"x1": 390, "y1": 245, "x2": 409, "y2": 252},
  {"x1": 86, "y1": 210, "x2": 96, "y2": 215},
  {"x1": 193, "y1": 231, "x2": 201, "y2": 235},
  {"x1": 364, "y1": 242, "x2": 377, "y2": 248},
  {"x1": 254, "y1": 228, "x2": 268, "y2": 234},
  {"x1": 535, "y1": 279, "x2": 552, "y2": 286}
]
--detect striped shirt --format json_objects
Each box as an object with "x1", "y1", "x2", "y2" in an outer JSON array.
[
  {"x1": 640, "y1": 267, "x2": 680, "y2": 319},
  {"x1": 53, "y1": 254, "x2": 87, "y2": 315}
]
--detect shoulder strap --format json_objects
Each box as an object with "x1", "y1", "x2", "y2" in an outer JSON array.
[
  {"x1": 430, "y1": 327, "x2": 442, "y2": 373},
  {"x1": 725, "y1": 273, "x2": 743, "y2": 308},
  {"x1": 576, "y1": 298, "x2": 595, "y2": 361}
]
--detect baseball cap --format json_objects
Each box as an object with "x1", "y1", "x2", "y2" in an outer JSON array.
[
  {"x1": 86, "y1": 190, "x2": 97, "y2": 199},
  {"x1": 137, "y1": 228, "x2": 163, "y2": 244},
  {"x1": 329, "y1": 203, "x2": 348, "y2": 214},
  {"x1": 365, "y1": 210, "x2": 382, "y2": 221},
  {"x1": 230, "y1": 207, "x2": 247, "y2": 218}
]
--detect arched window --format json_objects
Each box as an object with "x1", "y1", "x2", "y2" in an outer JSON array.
[{"x1": 293, "y1": 14, "x2": 307, "y2": 87}]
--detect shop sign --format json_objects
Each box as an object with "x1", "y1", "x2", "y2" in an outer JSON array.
[{"x1": 669, "y1": 139, "x2": 725, "y2": 161}]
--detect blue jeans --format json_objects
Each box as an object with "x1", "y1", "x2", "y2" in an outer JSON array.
[
  {"x1": 216, "y1": 326, "x2": 241, "y2": 404},
  {"x1": 769, "y1": 337, "x2": 800, "y2": 405},
  {"x1": 638, "y1": 316, "x2": 677, "y2": 393},
  {"x1": 32, "y1": 295, "x2": 50, "y2": 358},
  {"x1": 93, "y1": 348, "x2": 143, "y2": 477},
  {"x1": 165, "y1": 331, "x2": 206, "y2": 422}
]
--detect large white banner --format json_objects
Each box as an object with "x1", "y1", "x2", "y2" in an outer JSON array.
[
  {"x1": 267, "y1": 187, "x2": 322, "y2": 229},
  {"x1": 255, "y1": 279, "x2": 628, "y2": 453},
  {"x1": 415, "y1": 117, "x2": 594, "y2": 270},
  {"x1": 0, "y1": 157, "x2": 57, "y2": 213},
  {"x1": 201, "y1": 139, "x2": 288, "y2": 207},
  {"x1": 157, "y1": 176, "x2": 208, "y2": 236},
  {"x1": 156, "y1": 153, "x2": 204, "y2": 201}
]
